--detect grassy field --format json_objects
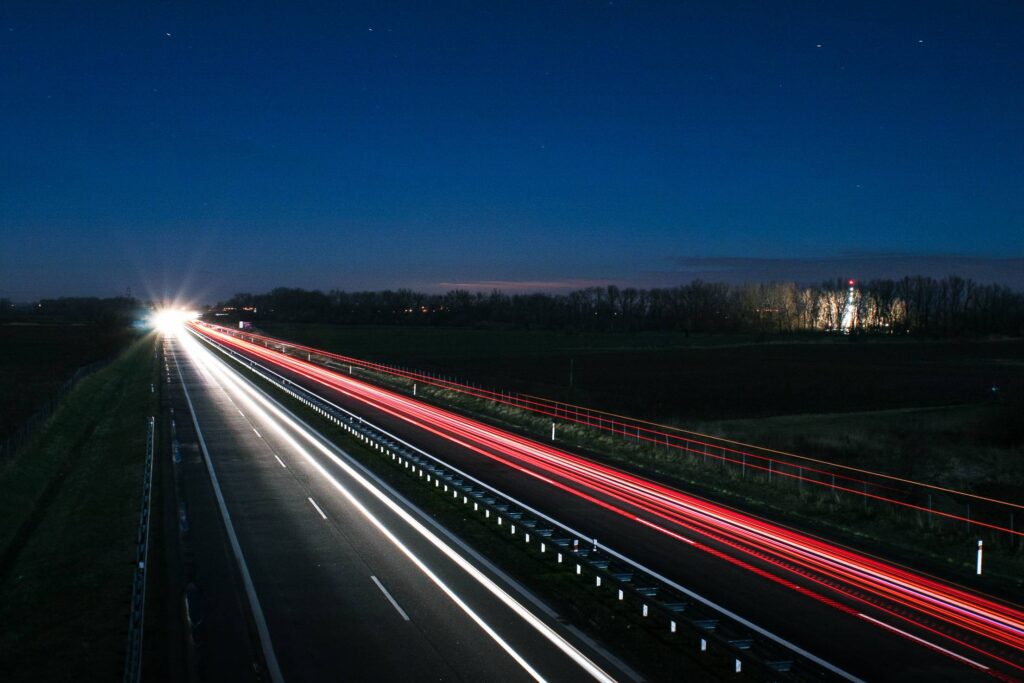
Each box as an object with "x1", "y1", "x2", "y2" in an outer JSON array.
[
  {"x1": 261, "y1": 323, "x2": 1024, "y2": 420},
  {"x1": 259, "y1": 323, "x2": 1024, "y2": 484},
  {"x1": 0, "y1": 335, "x2": 158, "y2": 681},
  {"x1": 0, "y1": 322, "x2": 134, "y2": 440},
  {"x1": 698, "y1": 403, "x2": 1024, "y2": 501}
]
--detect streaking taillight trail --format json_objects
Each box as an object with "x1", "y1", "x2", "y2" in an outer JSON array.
[
  {"x1": 189, "y1": 322, "x2": 1024, "y2": 676},
  {"x1": 198, "y1": 323, "x2": 1024, "y2": 540}
]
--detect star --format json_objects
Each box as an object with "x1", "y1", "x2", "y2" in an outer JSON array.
[{"x1": 165, "y1": 32, "x2": 172, "y2": 37}]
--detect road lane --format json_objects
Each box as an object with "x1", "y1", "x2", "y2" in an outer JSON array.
[
  {"x1": 189, "y1": 323, "x2": 1023, "y2": 681},
  {"x1": 167, "y1": 330, "x2": 625, "y2": 682}
]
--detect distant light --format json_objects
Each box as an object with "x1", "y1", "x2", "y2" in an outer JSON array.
[{"x1": 152, "y1": 307, "x2": 199, "y2": 333}]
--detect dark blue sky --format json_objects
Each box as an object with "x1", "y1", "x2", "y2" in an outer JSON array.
[{"x1": 2, "y1": 1, "x2": 1022, "y2": 302}]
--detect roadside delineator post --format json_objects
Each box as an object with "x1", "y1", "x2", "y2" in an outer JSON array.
[{"x1": 977, "y1": 539, "x2": 984, "y2": 575}]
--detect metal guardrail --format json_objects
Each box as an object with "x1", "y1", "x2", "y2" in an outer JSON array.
[
  {"x1": 198, "y1": 331, "x2": 849, "y2": 681},
  {"x1": 123, "y1": 415, "x2": 155, "y2": 683},
  {"x1": 204, "y1": 323, "x2": 1022, "y2": 542}
]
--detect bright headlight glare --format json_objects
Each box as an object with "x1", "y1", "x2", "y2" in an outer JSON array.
[{"x1": 152, "y1": 308, "x2": 198, "y2": 333}]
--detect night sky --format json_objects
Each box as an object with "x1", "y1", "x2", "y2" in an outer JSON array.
[{"x1": 2, "y1": 2, "x2": 1022, "y2": 303}]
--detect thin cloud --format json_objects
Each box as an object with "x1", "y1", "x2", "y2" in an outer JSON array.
[
  {"x1": 652, "y1": 253, "x2": 1024, "y2": 289},
  {"x1": 433, "y1": 278, "x2": 621, "y2": 293}
]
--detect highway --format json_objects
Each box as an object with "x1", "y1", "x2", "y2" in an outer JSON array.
[
  {"x1": 189, "y1": 321, "x2": 1024, "y2": 682},
  {"x1": 163, "y1": 327, "x2": 629, "y2": 682}
]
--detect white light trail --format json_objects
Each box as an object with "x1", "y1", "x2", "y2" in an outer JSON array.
[{"x1": 177, "y1": 330, "x2": 616, "y2": 683}]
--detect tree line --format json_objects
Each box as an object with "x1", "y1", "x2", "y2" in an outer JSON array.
[
  {"x1": 218, "y1": 276, "x2": 1023, "y2": 336},
  {"x1": 2, "y1": 296, "x2": 141, "y2": 345}
]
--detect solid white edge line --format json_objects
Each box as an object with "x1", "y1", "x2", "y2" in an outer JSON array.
[
  {"x1": 371, "y1": 575, "x2": 411, "y2": 621},
  {"x1": 183, "y1": 337, "x2": 549, "y2": 683},
  {"x1": 857, "y1": 613, "x2": 989, "y2": 671},
  {"x1": 212, "y1": 341, "x2": 642, "y2": 682},
  {"x1": 308, "y1": 497, "x2": 328, "y2": 520},
  {"x1": 184, "y1": 330, "x2": 616, "y2": 683},
  {"x1": 199, "y1": 332, "x2": 861, "y2": 683},
  {"x1": 172, "y1": 339, "x2": 285, "y2": 683}
]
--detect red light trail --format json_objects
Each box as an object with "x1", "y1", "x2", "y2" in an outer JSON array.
[
  {"x1": 190, "y1": 322, "x2": 1024, "y2": 676},
  {"x1": 197, "y1": 324, "x2": 1024, "y2": 539}
]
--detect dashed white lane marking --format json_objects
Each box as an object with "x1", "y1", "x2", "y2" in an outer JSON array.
[
  {"x1": 308, "y1": 497, "x2": 327, "y2": 520},
  {"x1": 253, "y1": 428, "x2": 262, "y2": 438},
  {"x1": 274, "y1": 454, "x2": 287, "y2": 468},
  {"x1": 371, "y1": 575, "x2": 411, "y2": 621}
]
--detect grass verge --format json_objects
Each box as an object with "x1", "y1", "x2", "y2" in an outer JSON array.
[
  {"x1": 0, "y1": 334, "x2": 159, "y2": 681},
  {"x1": 332, "y1": 362, "x2": 1024, "y2": 598}
]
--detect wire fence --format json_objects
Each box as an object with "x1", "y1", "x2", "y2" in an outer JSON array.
[{"x1": 201, "y1": 322, "x2": 1024, "y2": 548}]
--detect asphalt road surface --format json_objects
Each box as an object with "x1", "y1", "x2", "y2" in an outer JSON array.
[
  {"x1": 161, "y1": 331, "x2": 632, "y2": 682},
  {"x1": 187, "y1": 323, "x2": 1024, "y2": 682}
]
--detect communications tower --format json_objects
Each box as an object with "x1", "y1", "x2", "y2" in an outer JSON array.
[{"x1": 840, "y1": 279, "x2": 857, "y2": 333}]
